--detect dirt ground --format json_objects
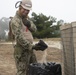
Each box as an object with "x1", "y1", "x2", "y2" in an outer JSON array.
[{"x1": 0, "y1": 43, "x2": 63, "y2": 75}]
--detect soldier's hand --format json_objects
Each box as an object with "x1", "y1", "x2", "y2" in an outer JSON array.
[
  {"x1": 32, "y1": 40, "x2": 48, "y2": 51},
  {"x1": 32, "y1": 44, "x2": 41, "y2": 50},
  {"x1": 23, "y1": 19, "x2": 31, "y2": 28}
]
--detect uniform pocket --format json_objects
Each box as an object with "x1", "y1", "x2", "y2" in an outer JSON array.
[{"x1": 14, "y1": 45, "x2": 23, "y2": 58}]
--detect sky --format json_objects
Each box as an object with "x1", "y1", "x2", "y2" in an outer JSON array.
[{"x1": 0, "y1": 0, "x2": 76, "y2": 23}]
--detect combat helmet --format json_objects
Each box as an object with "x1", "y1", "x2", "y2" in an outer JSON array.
[
  {"x1": 20, "y1": 0, "x2": 32, "y2": 10},
  {"x1": 15, "y1": 0, "x2": 32, "y2": 10}
]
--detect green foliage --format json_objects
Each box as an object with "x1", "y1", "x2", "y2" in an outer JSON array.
[{"x1": 31, "y1": 12, "x2": 62, "y2": 38}]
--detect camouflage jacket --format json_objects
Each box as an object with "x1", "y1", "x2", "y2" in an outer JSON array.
[{"x1": 11, "y1": 11, "x2": 37, "y2": 50}]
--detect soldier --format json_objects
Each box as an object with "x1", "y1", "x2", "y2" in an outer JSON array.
[
  {"x1": 10, "y1": 0, "x2": 48, "y2": 75},
  {"x1": 10, "y1": 0, "x2": 37, "y2": 75}
]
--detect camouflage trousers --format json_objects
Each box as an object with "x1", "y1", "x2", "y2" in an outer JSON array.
[{"x1": 14, "y1": 44, "x2": 37, "y2": 75}]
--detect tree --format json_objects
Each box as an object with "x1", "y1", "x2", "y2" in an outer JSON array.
[
  {"x1": 0, "y1": 17, "x2": 9, "y2": 40},
  {"x1": 31, "y1": 12, "x2": 57, "y2": 38},
  {"x1": 51, "y1": 19, "x2": 64, "y2": 37}
]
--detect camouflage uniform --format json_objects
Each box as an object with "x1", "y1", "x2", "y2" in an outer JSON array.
[
  {"x1": 8, "y1": 17, "x2": 15, "y2": 40},
  {"x1": 11, "y1": 11, "x2": 37, "y2": 75}
]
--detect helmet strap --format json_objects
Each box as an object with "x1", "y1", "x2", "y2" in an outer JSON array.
[{"x1": 15, "y1": 1, "x2": 22, "y2": 8}]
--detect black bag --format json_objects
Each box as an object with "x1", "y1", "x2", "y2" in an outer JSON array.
[
  {"x1": 32, "y1": 40, "x2": 48, "y2": 51},
  {"x1": 29, "y1": 62, "x2": 62, "y2": 75}
]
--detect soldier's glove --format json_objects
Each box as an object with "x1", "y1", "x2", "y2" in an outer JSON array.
[
  {"x1": 32, "y1": 40, "x2": 48, "y2": 51},
  {"x1": 23, "y1": 19, "x2": 31, "y2": 28}
]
